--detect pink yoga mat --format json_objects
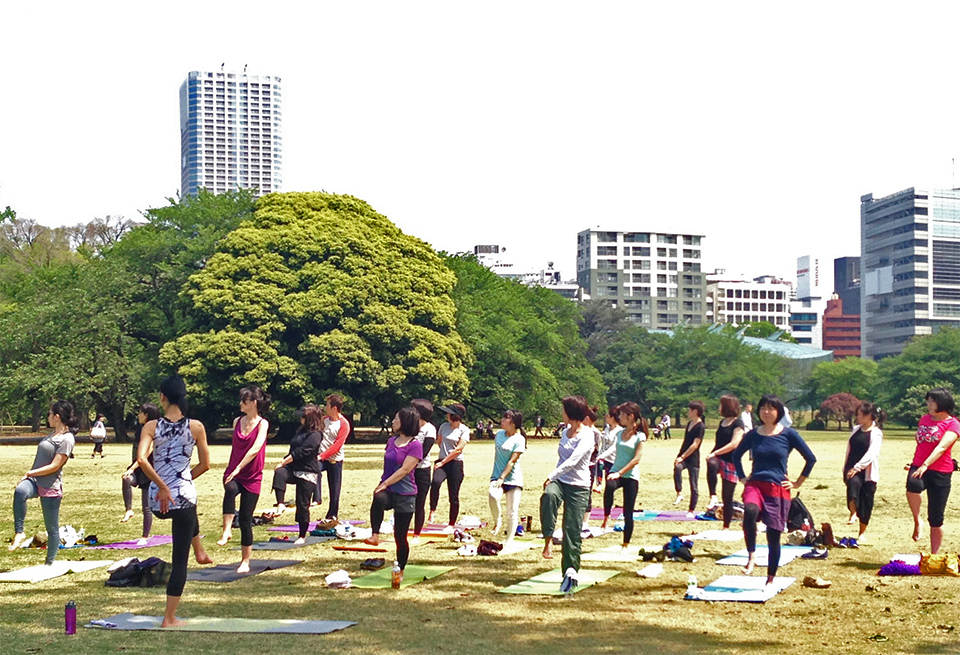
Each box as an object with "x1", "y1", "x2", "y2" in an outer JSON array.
[{"x1": 88, "y1": 535, "x2": 173, "y2": 549}]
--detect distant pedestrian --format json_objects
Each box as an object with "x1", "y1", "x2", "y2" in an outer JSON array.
[
  {"x1": 740, "y1": 403, "x2": 754, "y2": 432},
  {"x1": 91, "y1": 415, "x2": 107, "y2": 458},
  {"x1": 534, "y1": 414, "x2": 545, "y2": 437}
]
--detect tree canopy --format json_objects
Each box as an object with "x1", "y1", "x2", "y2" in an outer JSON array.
[
  {"x1": 444, "y1": 255, "x2": 606, "y2": 422},
  {"x1": 162, "y1": 192, "x2": 472, "y2": 424}
]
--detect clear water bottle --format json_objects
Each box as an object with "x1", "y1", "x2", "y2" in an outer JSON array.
[
  {"x1": 65, "y1": 600, "x2": 77, "y2": 635},
  {"x1": 391, "y1": 561, "x2": 402, "y2": 589}
]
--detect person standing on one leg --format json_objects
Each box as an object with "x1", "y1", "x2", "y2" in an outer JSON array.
[
  {"x1": 843, "y1": 402, "x2": 884, "y2": 541},
  {"x1": 137, "y1": 375, "x2": 213, "y2": 628},
  {"x1": 599, "y1": 402, "x2": 646, "y2": 549},
  {"x1": 317, "y1": 394, "x2": 349, "y2": 526},
  {"x1": 121, "y1": 403, "x2": 162, "y2": 545},
  {"x1": 218, "y1": 386, "x2": 270, "y2": 574},
  {"x1": 489, "y1": 410, "x2": 526, "y2": 543},
  {"x1": 906, "y1": 388, "x2": 959, "y2": 554},
  {"x1": 540, "y1": 396, "x2": 594, "y2": 593},
  {"x1": 273, "y1": 405, "x2": 324, "y2": 545},
  {"x1": 674, "y1": 401, "x2": 705, "y2": 517},
  {"x1": 429, "y1": 404, "x2": 470, "y2": 533},
  {"x1": 733, "y1": 394, "x2": 816, "y2": 585},
  {"x1": 364, "y1": 407, "x2": 422, "y2": 585},
  {"x1": 9, "y1": 401, "x2": 77, "y2": 562},
  {"x1": 705, "y1": 395, "x2": 745, "y2": 525},
  {"x1": 410, "y1": 398, "x2": 437, "y2": 545}
]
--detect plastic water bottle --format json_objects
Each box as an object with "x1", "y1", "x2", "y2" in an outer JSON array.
[
  {"x1": 65, "y1": 600, "x2": 77, "y2": 635},
  {"x1": 391, "y1": 561, "x2": 402, "y2": 589}
]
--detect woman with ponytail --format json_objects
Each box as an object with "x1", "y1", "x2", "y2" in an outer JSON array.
[
  {"x1": 217, "y1": 385, "x2": 270, "y2": 573},
  {"x1": 488, "y1": 409, "x2": 526, "y2": 544},
  {"x1": 9, "y1": 400, "x2": 77, "y2": 563},
  {"x1": 137, "y1": 375, "x2": 213, "y2": 628}
]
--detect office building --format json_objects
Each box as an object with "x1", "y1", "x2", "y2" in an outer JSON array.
[
  {"x1": 706, "y1": 274, "x2": 793, "y2": 329},
  {"x1": 860, "y1": 188, "x2": 960, "y2": 359},
  {"x1": 822, "y1": 295, "x2": 861, "y2": 359},
  {"x1": 180, "y1": 69, "x2": 283, "y2": 197},
  {"x1": 576, "y1": 229, "x2": 707, "y2": 327},
  {"x1": 472, "y1": 245, "x2": 584, "y2": 301},
  {"x1": 789, "y1": 255, "x2": 832, "y2": 349},
  {"x1": 834, "y1": 256, "x2": 861, "y2": 316}
]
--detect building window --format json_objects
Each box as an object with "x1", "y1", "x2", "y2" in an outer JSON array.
[
  {"x1": 657, "y1": 248, "x2": 667, "y2": 257},
  {"x1": 597, "y1": 246, "x2": 618, "y2": 256},
  {"x1": 596, "y1": 231, "x2": 618, "y2": 243},
  {"x1": 623, "y1": 233, "x2": 650, "y2": 243},
  {"x1": 657, "y1": 274, "x2": 667, "y2": 284}
]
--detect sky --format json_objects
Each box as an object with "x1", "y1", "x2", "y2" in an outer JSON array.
[{"x1": 3, "y1": 2, "x2": 960, "y2": 283}]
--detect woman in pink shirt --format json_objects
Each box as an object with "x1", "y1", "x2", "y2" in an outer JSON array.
[
  {"x1": 217, "y1": 386, "x2": 270, "y2": 573},
  {"x1": 907, "y1": 388, "x2": 960, "y2": 554}
]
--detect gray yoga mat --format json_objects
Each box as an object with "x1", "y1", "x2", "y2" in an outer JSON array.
[
  {"x1": 186, "y1": 559, "x2": 302, "y2": 582},
  {"x1": 245, "y1": 536, "x2": 335, "y2": 551},
  {"x1": 87, "y1": 612, "x2": 356, "y2": 634}
]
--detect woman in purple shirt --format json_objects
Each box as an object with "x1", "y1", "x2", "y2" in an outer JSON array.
[
  {"x1": 217, "y1": 385, "x2": 270, "y2": 574},
  {"x1": 364, "y1": 407, "x2": 423, "y2": 583}
]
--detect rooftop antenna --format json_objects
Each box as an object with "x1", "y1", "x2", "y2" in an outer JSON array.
[
  {"x1": 220, "y1": 62, "x2": 225, "y2": 71},
  {"x1": 243, "y1": 64, "x2": 248, "y2": 73}
]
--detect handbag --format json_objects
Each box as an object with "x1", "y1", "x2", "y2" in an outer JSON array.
[{"x1": 919, "y1": 552, "x2": 960, "y2": 576}]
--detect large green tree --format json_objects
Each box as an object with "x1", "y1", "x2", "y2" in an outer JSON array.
[
  {"x1": 444, "y1": 255, "x2": 606, "y2": 423},
  {"x1": 162, "y1": 192, "x2": 472, "y2": 425},
  {"x1": 877, "y1": 328, "x2": 960, "y2": 425},
  {"x1": 803, "y1": 357, "x2": 879, "y2": 409}
]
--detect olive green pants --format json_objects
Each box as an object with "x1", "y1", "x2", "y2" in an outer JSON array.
[{"x1": 540, "y1": 481, "x2": 590, "y2": 574}]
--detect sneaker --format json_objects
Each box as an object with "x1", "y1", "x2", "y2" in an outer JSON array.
[
  {"x1": 673, "y1": 494, "x2": 683, "y2": 506},
  {"x1": 802, "y1": 576, "x2": 832, "y2": 589},
  {"x1": 442, "y1": 525, "x2": 455, "y2": 535},
  {"x1": 838, "y1": 537, "x2": 850, "y2": 548},
  {"x1": 847, "y1": 538, "x2": 859, "y2": 549},
  {"x1": 559, "y1": 568, "x2": 578, "y2": 594},
  {"x1": 317, "y1": 517, "x2": 340, "y2": 530},
  {"x1": 707, "y1": 497, "x2": 719, "y2": 510},
  {"x1": 686, "y1": 512, "x2": 696, "y2": 519},
  {"x1": 515, "y1": 525, "x2": 525, "y2": 537},
  {"x1": 801, "y1": 548, "x2": 829, "y2": 560}
]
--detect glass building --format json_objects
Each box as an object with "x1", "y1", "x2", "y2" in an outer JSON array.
[
  {"x1": 179, "y1": 69, "x2": 282, "y2": 197},
  {"x1": 860, "y1": 188, "x2": 960, "y2": 359}
]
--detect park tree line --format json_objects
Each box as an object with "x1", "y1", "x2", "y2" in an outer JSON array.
[{"x1": 0, "y1": 190, "x2": 955, "y2": 437}]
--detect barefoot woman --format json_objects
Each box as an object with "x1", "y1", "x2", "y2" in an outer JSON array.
[
  {"x1": 732, "y1": 394, "x2": 816, "y2": 585},
  {"x1": 137, "y1": 375, "x2": 213, "y2": 627}
]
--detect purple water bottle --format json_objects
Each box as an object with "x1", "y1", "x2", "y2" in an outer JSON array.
[{"x1": 65, "y1": 600, "x2": 77, "y2": 635}]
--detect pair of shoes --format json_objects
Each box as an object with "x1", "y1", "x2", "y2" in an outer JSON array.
[
  {"x1": 559, "y1": 568, "x2": 579, "y2": 594},
  {"x1": 317, "y1": 517, "x2": 339, "y2": 530},
  {"x1": 802, "y1": 576, "x2": 832, "y2": 589},
  {"x1": 360, "y1": 558, "x2": 385, "y2": 570},
  {"x1": 801, "y1": 548, "x2": 829, "y2": 560},
  {"x1": 838, "y1": 537, "x2": 859, "y2": 548}
]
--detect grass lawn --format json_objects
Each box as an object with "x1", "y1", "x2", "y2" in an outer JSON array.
[{"x1": 1, "y1": 428, "x2": 958, "y2": 654}]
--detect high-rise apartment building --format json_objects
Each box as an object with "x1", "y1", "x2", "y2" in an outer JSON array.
[
  {"x1": 179, "y1": 69, "x2": 282, "y2": 198},
  {"x1": 705, "y1": 274, "x2": 793, "y2": 329},
  {"x1": 576, "y1": 229, "x2": 707, "y2": 327},
  {"x1": 789, "y1": 255, "x2": 832, "y2": 349},
  {"x1": 861, "y1": 188, "x2": 960, "y2": 359}
]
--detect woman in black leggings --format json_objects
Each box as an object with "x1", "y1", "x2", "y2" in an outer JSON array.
[
  {"x1": 705, "y1": 395, "x2": 745, "y2": 529},
  {"x1": 272, "y1": 405, "x2": 324, "y2": 544},
  {"x1": 364, "y1": 407, "x2": 423, "y2": 583},
  {"x1": 137, "y1": 375, "x2": 213, "y2": 628},
  {"x1": 410, "y1": 398, "x2": 437, "y2": 544},
  {"x1": 429, "y1": 403, "x2": 470, "y2": 531}
]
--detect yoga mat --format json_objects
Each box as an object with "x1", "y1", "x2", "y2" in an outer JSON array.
[
  {"x1": 186, "y1": 559, "x2": 301, "y2": 582},
  {"x1": 582, "y1": 545, "x2": 641, "y2": 562},
  {"x1": 89, "y1": 536, "x2": 172, "y2": 550},
  {"x1": 86, "y1": 612, "x2": 356, "y2": 634},
  {"x1": 351, "y1": 564, "x2": 454, "y2": 589},
  {"x1": 499, "y1": 568, "x2": 620, "y2": 595},
  {"x1": 333, "y1": 544, "x2": 389, "y2": 553},
  {"x1": 267, "y1": 520, "x2": 366, "y2": 533},
  {"x1": 0, "y1": 560, "x2": 114, "y2": 584},
  {"x1": 686, "y1": 575, "x2": 795, "y2": 602},
  {"x1": 682, "y1": 530, "x2": 750, "y2": 542},
  {"x1": 652, "y1": 510, "x2": 699, "y2": 522},
  {"x1": 498, "y1": 541, "x2": 536, "y2": 556},
  {"x1": 247, "y1": 536, "x2": 335, "y2": 551},
  {"x1": 716, "y1": 545, "x2": 813, "y2": 567}
]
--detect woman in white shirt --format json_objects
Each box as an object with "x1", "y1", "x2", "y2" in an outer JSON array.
[
  {"x1": 843, "y1": 402, "x2": 884, "y2": 541},
  {"x1": 429, "y1": 403, "x2": 470, "y2": 531},
  {"x1": 540, "y1": 396, "x2": 595, "y2": 593},
  {"x1": 488, "y1": 409, "x2": 526, "y2": 543}
]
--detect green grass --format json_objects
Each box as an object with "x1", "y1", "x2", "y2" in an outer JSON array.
[{"x1": 1, "y1": 430, "x2": 958, "y2": 654}]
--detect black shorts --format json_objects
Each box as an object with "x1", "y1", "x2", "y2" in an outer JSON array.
[{"x1": 905, "y1": 467, "x2": 952, "y2": 494}]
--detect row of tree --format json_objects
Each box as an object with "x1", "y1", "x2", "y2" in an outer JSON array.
[{"x1": 1, "y1": 189, "x2": 955, "y2": 437}]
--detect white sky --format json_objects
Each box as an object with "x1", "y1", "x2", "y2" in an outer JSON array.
[{"x1": 3, "y1": 2, "x2": 960, "y2": 282}]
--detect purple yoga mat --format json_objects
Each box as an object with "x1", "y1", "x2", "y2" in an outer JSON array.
[
  {"x1": 88, "y1": 535, "x2": 173, "y2": 549},
  {"x1": 267, "y1": 520, "x2": 366, "y2": 533},
  {"x1": 652, "y1": 511, "x2": 698, "y2": 521}
]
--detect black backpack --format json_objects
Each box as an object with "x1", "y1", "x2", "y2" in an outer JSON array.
[
  {"x1": 786, "y1": 495, "x2": 814, "y2": 532},
  {"x1": 105, "y1": 557, "x2": 171, "y2": 588}
]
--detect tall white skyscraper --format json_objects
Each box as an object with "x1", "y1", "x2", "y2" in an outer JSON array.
[{"x1": 179, "y1": 69, "x2": 282, "y2": 197}]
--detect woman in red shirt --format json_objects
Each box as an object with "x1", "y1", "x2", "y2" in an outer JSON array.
[{"x1": 907, "y1": 388, "x2": 960, "y2": 554}]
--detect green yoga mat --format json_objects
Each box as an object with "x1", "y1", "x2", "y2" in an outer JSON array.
[
  {"x1": 351, "y1": 564, "x2": 454, "y2": 589},
  {"x1": 499, "y1": 568, "x2": 620, "y2": 595},
  {"x1": 86, "y1": 612, "x2": 356, "y2": 634}
]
